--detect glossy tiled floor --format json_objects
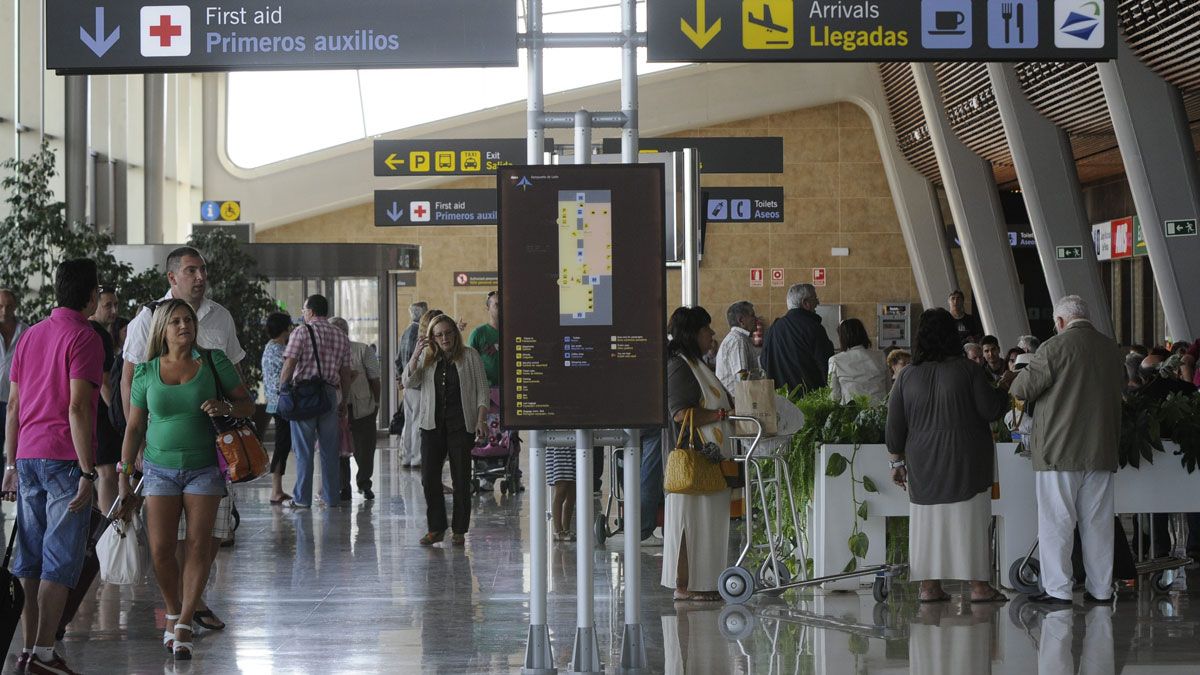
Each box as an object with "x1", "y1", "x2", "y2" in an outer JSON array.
[{"x1": 4, "y1": 439, "x2": 1200, "y2": 674}]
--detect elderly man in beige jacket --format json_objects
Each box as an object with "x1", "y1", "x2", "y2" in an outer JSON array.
[{"x1": 1009, "y1": 295, "x2": 1125, "y2": 605}]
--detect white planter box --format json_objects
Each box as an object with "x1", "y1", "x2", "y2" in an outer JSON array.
[{"x1": 813, "y1": 441, "x2": 1200, "y2": 592}]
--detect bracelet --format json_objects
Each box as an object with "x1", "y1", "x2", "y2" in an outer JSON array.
[
  {"x1": 4, "y1": 464, "x2": 15, "y2": 472},
  {"x1": 117, "y1": 461, "x2": 134, "y2": 476},
  {"x1": 889, "y1": 459, "x2": 906, "y2": 469}
]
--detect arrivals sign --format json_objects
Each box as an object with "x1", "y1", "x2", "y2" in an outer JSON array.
[
  {"x1": 373, "y1": 139, "x2": 548, "y2": 177},
  {"x1": 374, "y1": 189, "x2": 496, "y2": 226},
  {"x1": 648, "y1": 0, "x2": 1117, "y2": 63},
  {"x1": 601, "y1": 137, "x2": 783, "y2": 173},
  {"x1": 46, "y1": 0, "x2": 517, "y2": 75}
]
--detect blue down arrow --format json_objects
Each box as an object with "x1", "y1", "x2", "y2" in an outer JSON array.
[
  {"x1": 387, "y1": 202, "x2": 404, "y2": 222},
  {"x1": 80, "y1": 7, "x2": 120, "y2": 57}
]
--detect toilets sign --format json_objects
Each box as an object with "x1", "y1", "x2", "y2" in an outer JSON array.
[{"x1": 46, "y1": 0, "x2": 518, "y2": 74}]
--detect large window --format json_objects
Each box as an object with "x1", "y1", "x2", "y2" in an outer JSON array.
[{"x1": 226, "y1": 1, "x2": 678, "y2": 168}]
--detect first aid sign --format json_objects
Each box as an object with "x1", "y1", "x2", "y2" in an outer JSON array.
[{"x1": 141, "y1": 6, "x2": 191, "y2": 57}]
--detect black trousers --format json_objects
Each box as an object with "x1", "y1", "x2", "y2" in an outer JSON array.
[
  {"x1": 270, "y1": 414, "x2": 292, "y2": 474},
  {"x1": 340, "y1": 411, "x2": 378, "y2": 492},
  {"x1": 421, "y1": 426, "x2": 474, "y2": 534}
]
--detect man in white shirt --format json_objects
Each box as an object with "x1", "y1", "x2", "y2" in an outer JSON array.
[
  {"x1": 715, "y1": 301, "x2": 758, "y2": 393},
  {"x1": 120, "y1": 246, "x2": 245, "y2": 632},
  {"x1": 331, "y1": 317, "x2": 381, "y2": 501}
]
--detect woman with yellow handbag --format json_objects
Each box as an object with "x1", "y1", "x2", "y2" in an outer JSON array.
[{"x1": 661, "y1": 307, "x2": 734, "y2": 601}]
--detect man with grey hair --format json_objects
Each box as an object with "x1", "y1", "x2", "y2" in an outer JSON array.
[
  {"x1": 395, "y1": 301, "x2": 427, "y2": 467},
  {"x1": 760, "y1": 283, "x2": 834, "y2": 393},
  {"x1": 0, "y1": 288, "x2": 29, "y2": 457},
  {"x1": 1010, "y1": 295, "x2": 1124, "y2": 605},
  {"x1": 331, "y1": 317, "x2": 381, "y2": 501},
  {"x1": 716, "y1": 301, "x2": 758, "y2": 392},
  {"x1": 963, "y1": 342, "x2": 985, "y2": 366},
  {"x1": 1017, "y1": 335, "x2": 1041, "y2": 353}
]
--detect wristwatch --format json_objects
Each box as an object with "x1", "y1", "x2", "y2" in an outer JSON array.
[
  {"x1": 888, "y1": 459, "x2": 906, "y2": 469},
  {"x1": 80, "y1": 468, "x2": 99, "y2": 481}
]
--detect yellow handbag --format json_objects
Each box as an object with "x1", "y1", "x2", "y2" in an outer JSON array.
[{"x1": 664, "y1": 409, "x2": 728, "y2": 495}]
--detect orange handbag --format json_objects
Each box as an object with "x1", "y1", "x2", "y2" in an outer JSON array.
[{"x1": 205, "y1": 352, "x2": 270, "y2": 483}]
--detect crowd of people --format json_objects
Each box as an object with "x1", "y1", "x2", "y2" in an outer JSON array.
[{"x1": 3, "y1": 243, "x2": 1200, "y2": 670}]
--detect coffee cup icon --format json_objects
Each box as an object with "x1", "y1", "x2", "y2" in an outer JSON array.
[{"x1": 934, "y1": 10, "x2": 966, "y2": 32}]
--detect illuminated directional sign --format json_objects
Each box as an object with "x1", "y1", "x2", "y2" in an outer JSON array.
[
  {"x1": 46, "y1": 0, "x2": 517, "y2": 75},
  {"x1": 648, "y1": 0, "x2": 1117, "y2": 62},
  {"x1": 374, "y1": 189, "x2": 497, "y2": 226},
  {"x1": 373, "y1": 139, "x2": 551, "y2": 177}
]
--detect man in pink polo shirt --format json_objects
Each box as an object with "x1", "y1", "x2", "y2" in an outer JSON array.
[{"x1": 2, "y1": 258, "x2": 103, "y2": 675}]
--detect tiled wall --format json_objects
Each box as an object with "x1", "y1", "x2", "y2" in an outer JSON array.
[{"x1": 258, "y1": 102, "x2": 921, "y2": 344}]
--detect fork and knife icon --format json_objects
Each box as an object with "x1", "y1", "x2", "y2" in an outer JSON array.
[{"x1": 1000, "y1": 1, "x2": 1026, "y2": 43}]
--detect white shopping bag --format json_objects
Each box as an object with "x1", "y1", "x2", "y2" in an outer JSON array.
[{"x1": 96, "y1": 516, "x2": 146, "y2": 585}]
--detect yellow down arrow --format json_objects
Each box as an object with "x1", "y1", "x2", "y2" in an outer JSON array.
[
  {"x1": 681, "y1": 0, "x2": 721, "y2": 49},
  {"x1": 385, "y1": 153, "x2": 404, "y2": 171}
]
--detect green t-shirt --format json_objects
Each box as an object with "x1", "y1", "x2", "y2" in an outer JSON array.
[
  {"x1": 468, "y1": 323, "x2": 500, "y2": 387},
  {"x1": 130, "y1": 349, "x2": 241, "y2": 470}
]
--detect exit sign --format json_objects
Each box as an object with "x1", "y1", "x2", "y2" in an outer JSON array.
[
  {"x1": 1056, "y1": 245, "x2": 1083, "y2": 260},
  {"x1": 1165, "y1": 219, "x2": 1197, "y2": 237}
]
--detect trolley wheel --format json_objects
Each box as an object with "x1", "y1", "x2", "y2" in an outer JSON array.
[
  {"x1": 1008, "y1": 557, "x2": 1042, "y2": 595},
  {"x1": 594, "y1": 514, "x2": 607, "y2": 547},
  {"x1": 231, "y1": 505, "x2": 241, "y2": 532},
  {"x1": 758, "y1": 559, "x2": 792, "y2": 597},
  {"x1": 718, "y1": 566, "x2": 756, "y2": 605},
  {"x1": 718, "y1": 604, "x2": 756, "y2": 641},
  {"x1": 470, "y1": 478, "x2": 481, "y2": 494},
  {"x1": 497, "y1": 479, "x2": 509, "y2": 495},
  {"x1": 1150, "y1": 569, "x2": 1176, "y2": 594},
  {"x1": 872, "y1": 576, "x2": 890, "y2": 603}
]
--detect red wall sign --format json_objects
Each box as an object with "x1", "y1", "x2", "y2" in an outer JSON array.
[
  {"x1": 1110, "y1": 217, "x2": 1134, "y2": 260},
  {"x1": 812, "y1": 267, "x2": 827, "y2": 287},
  {"x1": 749, "y1": 268, "x2": 764, "y2": 287}
]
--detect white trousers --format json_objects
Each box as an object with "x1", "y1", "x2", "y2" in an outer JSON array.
[
  {"x1": 399, "y1": 390, "x2": 421, "y2": 465},
  {"x1": 1035, "y1": 470, "x2": 1115, "y2": 600}
]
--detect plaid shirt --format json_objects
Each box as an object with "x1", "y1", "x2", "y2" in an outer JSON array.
[{"x1": 283, "y1": 317, "x2": 351, "y2": 387}]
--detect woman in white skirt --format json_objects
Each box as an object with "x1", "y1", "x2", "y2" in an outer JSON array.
[
  {"x1": 662, "y1": 306, "x2": 733, "y2": 601},
  {"x1": 885, "y1": 308, "x2": 1013, "y2": 603}
]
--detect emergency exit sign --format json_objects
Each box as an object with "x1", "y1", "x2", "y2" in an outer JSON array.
[
  {"x1": 1056, "y1": 245, "x2": 1083, "y2": 260},
  {"x1": 1165, "y1": 219, "x2": 1197, "y2": 237}
]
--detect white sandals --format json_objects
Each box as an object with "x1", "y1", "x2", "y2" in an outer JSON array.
[
  {"x1": 163, "y1": 613, "x2": 198, "y2": 659},
  {"x1": 173, "y1": 623, "x2": 195, "y2": 660}
]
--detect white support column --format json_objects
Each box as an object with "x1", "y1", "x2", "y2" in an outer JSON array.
[
  {"x1": 911, "y1": 63, "x2": 1030, "y2": 347},
  {"x1": 1097, "y1": 41, "x2": 1200, "y2": 341},
  {"x1": 570, "y1": 429, "x2": 601, "y2": 674},
  {"x1": 987, "y1": 63, "x2": 1113, "y2": 337},
  {"x1": 522, "y1": 431, "x2": 556, "y2": 675},
  {"x1": 618, "y1": 429, "x2": 646, "y2": 672}
]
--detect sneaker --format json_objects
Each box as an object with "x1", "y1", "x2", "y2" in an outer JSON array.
[
  {"x1": 640, "y1": 535, "x2": 664, "y2": 547},
  {"x1": 362, "y1": 488, "x2": 375, "y2": 500},
  {"x1": 27, "y1": 654, "x2": 81, "y2": 675}
]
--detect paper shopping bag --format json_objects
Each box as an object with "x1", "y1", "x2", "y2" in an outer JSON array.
[{"x1": 734, "y1": 378, "x2": 778, "y2": 436}]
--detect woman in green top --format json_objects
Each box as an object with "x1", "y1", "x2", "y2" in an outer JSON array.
[{"x1": 117, "y1": 299, "x2": 253, "y2": 660}]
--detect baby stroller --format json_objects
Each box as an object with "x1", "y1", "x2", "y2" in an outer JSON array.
[{"x1": 471, "y1": 387, "x2": 522, "y2": 494}]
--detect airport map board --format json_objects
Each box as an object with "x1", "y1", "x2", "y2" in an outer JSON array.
[
  {"x1": 498, "y1": 165, "x2": 668, "y2": 430},
  {"x1": 649, "y1": 0, "x2": 1117, "y2": 63},
  {"x1": 46, "y1": 0, "x2": 517, "y2": 74}
]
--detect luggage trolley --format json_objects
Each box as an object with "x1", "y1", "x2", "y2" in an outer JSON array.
[
  {"x1": 594, "y1": 443, "x2": 627, "y2": 546},
  {"x1": 718, "y1": 415, "x2": 907, "y2": 605},
  {"x1": 1007, "y1": 513, "x2": 1192, "y2": 596}
]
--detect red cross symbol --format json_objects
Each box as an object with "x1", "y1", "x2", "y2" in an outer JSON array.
[
  {"x1": 149, "y1": 14, "x2": 183, "y2": 47},
  {"x1": 413, "y1": 203, "x2": 428, "y2": 219}
]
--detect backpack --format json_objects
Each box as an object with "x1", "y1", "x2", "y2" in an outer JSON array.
[{"x1": 107, "y1": 353, "x2": 126, "y2": 431}]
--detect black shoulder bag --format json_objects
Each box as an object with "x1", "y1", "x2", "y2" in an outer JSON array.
[{"x1": 277, "y1": 324, "x2": 332, "y2": 421}]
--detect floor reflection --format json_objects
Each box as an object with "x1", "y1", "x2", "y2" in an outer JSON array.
[{"x1": 2, "y1": 441, "x2": 1200, "y2": 673}]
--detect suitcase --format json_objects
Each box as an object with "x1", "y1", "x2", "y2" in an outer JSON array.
[
  {"x1": 2, "y1": 523, "x2": 26, "y2": 662},
  {"x1": 56, "y1": 507, "x2": 109, "y2": 639}
]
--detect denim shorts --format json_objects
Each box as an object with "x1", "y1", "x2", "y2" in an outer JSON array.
[
  {"x1": 13, "y1": 459, "x2": 91, "y2": 588},
  {"x1": 141, "y1": 459, "x2": 227, "y2": 497}
]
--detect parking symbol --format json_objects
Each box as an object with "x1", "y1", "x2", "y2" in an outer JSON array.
[
  {"x1": 708, "y1": 199, "x2": 728, "y2": 220},
  {"x1": 409, "y1": 151, "x2": 430, "y2": 172},
  {"x1": 461, "y1": 151, "x2": 482, "y2": 172},
  {"x1": 731, "y1": 199, "x2": 751, "y2": 220},
  {"x1": 435, "y1": 151, "x2": 455, "y2": 172}
]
